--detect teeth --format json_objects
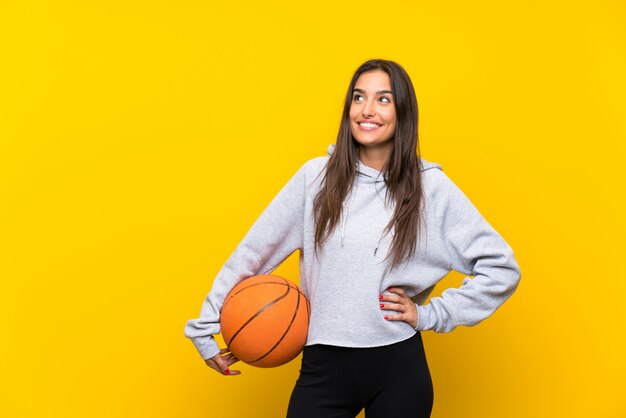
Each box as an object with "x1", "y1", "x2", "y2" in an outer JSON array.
[{"x1": 360, "y1": 122, "x2": 380, "y2": 128}]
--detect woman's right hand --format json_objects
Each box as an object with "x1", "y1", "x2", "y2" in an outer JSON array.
[{"x1": 204, "y1": 348, "x2": 241, "y2": 375}]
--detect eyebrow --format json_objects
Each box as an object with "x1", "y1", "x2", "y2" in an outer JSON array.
[{"x1": 353, "y1": 88, "x2": 393, "y2": 95}]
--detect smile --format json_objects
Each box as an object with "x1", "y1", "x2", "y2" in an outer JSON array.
[{"x1": 358, "y1": 122, "x2": 382, "y2": 130}]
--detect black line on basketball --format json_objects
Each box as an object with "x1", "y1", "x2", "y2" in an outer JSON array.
[
  {"x1": 222, "y1": 280, "x2": 290, "y2": 311},
  {"x1": 251, "y1": 278, "x2": 302, "y2": 364},
  {"x1": 225, "y1": 281, "x2": 291, "y2": 347}
]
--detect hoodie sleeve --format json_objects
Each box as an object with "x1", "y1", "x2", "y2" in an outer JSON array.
[
  {"x1": 416, "y1": 170, "x2": 521, "y2": 333},
  {"x1": 184, "y1": 162, "x2": 308, "y2": 360}
]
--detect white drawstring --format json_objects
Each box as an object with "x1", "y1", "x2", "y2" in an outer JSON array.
[
  {"x1": 340, "y1": 180, "x2": 357, "y2": 248},
  {"x1": 374, "y1": 234, "x2": 384, "y2": 256},
  {"x1": 372, "y1": 171, "x2": 388, "y2": 257},
  {"x1": 342, "y1": 164, "x2": 389, "y2": 257}
]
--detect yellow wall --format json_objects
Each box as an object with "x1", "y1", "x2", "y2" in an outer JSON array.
[{"x1": 1, "y1": 1, "x2": 624, "y2": 417}]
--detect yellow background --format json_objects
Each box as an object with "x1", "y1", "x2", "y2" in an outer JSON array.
[{"x1": 1, "y1": 1, "x2": 624, "y2": 417}]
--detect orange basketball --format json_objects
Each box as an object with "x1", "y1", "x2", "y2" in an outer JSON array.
[{"x1": 220, "y1": 274, "x2": 310, "y2": 368}]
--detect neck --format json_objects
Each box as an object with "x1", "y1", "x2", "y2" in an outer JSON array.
[{"x1": 358, "y1": 143, "x2": 392, "y2": 172}]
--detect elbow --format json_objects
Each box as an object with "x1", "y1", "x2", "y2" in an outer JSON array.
[
  {"x1": 503, "y1": 256, "x2": 522, "y2": 298},
  {"x1": 486, "y1": 258, "x2": 521, "y2": 300},
  {"x1": 510, "y1": 251, "x2": 522, "y2": 289},
  {"x1": 499, "y1": 245, "x2": 522, "y2": 294}
]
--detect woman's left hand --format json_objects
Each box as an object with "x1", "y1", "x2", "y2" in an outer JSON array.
[{"x1": 380, "y1": 287, "x2": 418, "y2": 329}]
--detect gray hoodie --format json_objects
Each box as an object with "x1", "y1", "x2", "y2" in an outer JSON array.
[{"x1": 184, "y1": 144, "x2": 521, "y2": 360}]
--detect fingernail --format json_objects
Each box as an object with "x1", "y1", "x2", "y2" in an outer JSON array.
[
  {"x1": 384, "y1": 316, "x2": 389, "y2": 320},
  {"x1": 379, "y1": 295, "x2": 383, "y2": 300},
  {"x1": 224, "y1": 369, "x2": 231, "y2": 375},
  {"x1": 380, "y1": 304, "x2": 384, "y2": 309}
]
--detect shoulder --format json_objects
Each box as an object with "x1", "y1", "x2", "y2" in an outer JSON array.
[
  {"x1": 419, "y1": 157, "x2": 446, "y2": 191},
  {"x1": 419, "y1": 157, "x2": 467, "y2": 204},
  {"x1": 281, "y1": 155, "x2": 328, "y2": 191},
  {"x1": 303, "y1": 155, "x2": 329, "y2": 171},
  {"x1": 419, "y1": 157, "x2": 443, "y2": 174},
  {"x1": 297, "y1": 155, "x2": 329, "y2": 180}
]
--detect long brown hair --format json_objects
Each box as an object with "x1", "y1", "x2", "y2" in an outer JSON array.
[{"x1": 313, "y1": 59, "x2": 424, "y2": 270}]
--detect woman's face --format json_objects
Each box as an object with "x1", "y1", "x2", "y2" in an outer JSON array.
[{"x1": 349, "y1": 70, "x2": 397, "y2": 153}]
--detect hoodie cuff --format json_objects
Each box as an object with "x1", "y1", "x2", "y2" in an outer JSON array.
[
  {"x1": 190, "y1": 335, "x2": 221, "y2": 361},
  {"x1": 415, "y1": 304, "x2": 436, "y2": 331}
]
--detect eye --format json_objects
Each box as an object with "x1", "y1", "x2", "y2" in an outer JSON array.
[
  {"x1": 379, "y1": 96, "x2": 391, "y2": 103},
  {"x1": 352, "y1": 94, "x2": 364, "y2": 102}
]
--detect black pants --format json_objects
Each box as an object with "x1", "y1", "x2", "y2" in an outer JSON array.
[{"x1": 286, "y1": 332, "x2": 433, "y2": 418}]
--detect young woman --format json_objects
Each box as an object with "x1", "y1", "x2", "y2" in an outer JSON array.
[{"x1": 184, "y1": 59, "x2": 521, "y2": 418}]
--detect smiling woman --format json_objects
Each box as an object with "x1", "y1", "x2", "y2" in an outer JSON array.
[
  {"x1": 184, "y1": 58, "x2": 521, "y2": 418},
  {"x1": 314, "y1": 59, "x2": 423, "y2": 271},
  {"x1": 350, "y1": 70, "x2": 398, "y2": 170}
]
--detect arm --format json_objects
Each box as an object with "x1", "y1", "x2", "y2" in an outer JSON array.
[
  {"x1": 184, "y1": 162, "x2": 308, "y2": 360},
  {"x1": 416, "y1": 170, "x2": 521, "y2": 333}
]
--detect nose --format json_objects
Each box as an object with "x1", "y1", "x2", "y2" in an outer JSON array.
[{"x1": 362, "y1": 98, "x2": 375, "y2": 118}]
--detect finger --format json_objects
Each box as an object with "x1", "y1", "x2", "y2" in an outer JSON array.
[
  {"x1": 205, "y1": 360, "x2": 222, "y2": 374},
  {"x1": 387, "y1": 287, "x2": 408, "y2": 297},
  {"x1": 226, "y1": 357, "x2": 240, "y2": 367},
  {"x1": 207, "y1": 364, "x2": 219, "y2": 373},
  {"x1": 380, "y1": 302, "x2": 405, "y2": 312},
  {"x1": 213, "y1": 352, "x2": 241, "y2": 374},
  {"x1": 383, "y1": 313, "x2": 405, "y2": 321},
  {"x1": 219, "y1": 348, "x2": 230, "y2": 354},
  {"x1": 205, "y1": 356, "x2": 240, "y2": 375},
  {"x1": 213, "y1": 355, "x2": 233, "y2": 374},
  {"x1": 380, "y1": 293, "x2": 402, "y2": 303}
]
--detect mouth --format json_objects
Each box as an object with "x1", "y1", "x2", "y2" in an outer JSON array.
[{"x1": 357, "y1": 121, "x2": 383, "y2": 131}]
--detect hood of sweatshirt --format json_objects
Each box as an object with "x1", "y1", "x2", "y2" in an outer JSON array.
[
  {"x1": 325, "y1": 144, "x2": 442, "y2": 256},
  {"x1": 325, "y1": 144, "x2": 442, "y2": 180}
]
